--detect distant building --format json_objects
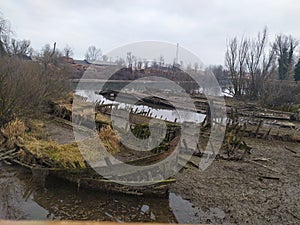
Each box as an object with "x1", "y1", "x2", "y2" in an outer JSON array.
[
  {"x1": 73, "y1": 59, "x2": 90, "y2": 65},
  {"x1": 92, "y1": 61, "x2": 117, "y2": 66}
]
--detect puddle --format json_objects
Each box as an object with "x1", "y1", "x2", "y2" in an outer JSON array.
[{"x1": 169, "y1": 193, "x2": 225, "y2": 224}]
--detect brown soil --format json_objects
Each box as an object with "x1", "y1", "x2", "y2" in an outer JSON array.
[{"x1": 170, "y1": 138, "x2": 300, "y2": 224}]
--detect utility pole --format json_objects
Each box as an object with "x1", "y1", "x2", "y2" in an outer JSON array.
[{"x1": 175, "y1": 43, "x2": 179, "y2": 65}]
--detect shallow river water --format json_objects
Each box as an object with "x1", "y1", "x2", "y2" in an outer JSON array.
[
  {"x1": 75, "y1": 90, "x2": 206, "y2": 124},
  {"x1": 0, "y1": 163, "x2": 221, "y2": 223}
]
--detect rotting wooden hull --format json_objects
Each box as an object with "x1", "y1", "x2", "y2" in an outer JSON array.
[
  {"x1": 44, "y1": 153, "x2": 178, "y2": 197},
  {"x1": 3, "y1": 147, "x2": 177, "y2": 197},
  {"x1": 47, "y1": 170, "x2": 174, "y2": 197}
]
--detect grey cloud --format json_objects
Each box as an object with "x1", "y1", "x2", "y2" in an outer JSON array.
[{"x1": 1, "y1": 0, "x2": 299, "y2": 65}]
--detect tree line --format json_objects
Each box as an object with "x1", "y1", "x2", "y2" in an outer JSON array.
[
  {"x1": 224, "y1": 27, "x2": 300, "y2": 100},
  {"x1": 1, "y1": 12, "x2": 300, "y2": 126}
]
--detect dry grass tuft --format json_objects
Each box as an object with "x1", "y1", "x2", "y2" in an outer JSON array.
[
  {"x1": 1, "y1": 118, "x2": 26, "y2": 149},
  {"x1": 99, "y1": 125, "x2": 120, "y2": 155},
  {"x1": 1, "y1": 117, "x2": 121, "y2": 168},
  {"x1": 23, "y1": 137, "x2": 86, "y2": 168},
  {"x1": 95, "y1": 112, "x2": 110, "y2": 124}
]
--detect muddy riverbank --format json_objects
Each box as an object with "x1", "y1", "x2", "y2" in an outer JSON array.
[
  {"x1": 43, "y1": 93, "x2": 300, "y2": 223},
  {"x1": 1, "y1": 90, "x2": 300, "y2": 224},
  {"x1": 1, "y1": 133, "x2": 298, "y2": 224},
  {"x1": 3, "y1": 117, "x2": 299, "y2": 224},
  {"x1": 171, "y1": 138, "x2": 300, "y2": 224}
]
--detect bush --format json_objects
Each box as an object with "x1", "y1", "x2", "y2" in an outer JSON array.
[
  {"x1": 261, "y1": 80, "x2": 300, "y2": 110},
  {"x1": 0, "y1": 56, "x2": 70, "y2": 126}
]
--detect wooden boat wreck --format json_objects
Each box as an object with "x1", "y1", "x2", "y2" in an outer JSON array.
[
  {"x1": 0, "y1": 98, "x2": 183, "y2": 197},
  {"x1": 0, "y1": 139, "x2": 179, "y2": 197}
]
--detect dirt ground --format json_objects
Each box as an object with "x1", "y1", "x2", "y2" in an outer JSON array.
[
  {"x1": 170, "y1": 138, "x2": 300, "y2": 224},
  {"x1": 44, "y1": 118, "x2": 300, "y2": 224}
]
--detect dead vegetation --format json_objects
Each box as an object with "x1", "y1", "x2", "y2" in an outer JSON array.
[
  {"x1": 99, "y1": 125, "x2": 120, "y2": 155},
  {"x1": 0, "y1": 118, "x2": 26, "y2": 149},
  {"x1": 222, "y1": 120, "x2": 251, "y2": 159},
  {"x1": 22, "y1": 138, "x2": 84, "y2": 168},
  {"x1": 0, "y1": 117, "x2": 122, "y2": 169},
  {"x1": 0, "y1": 56, "x2": 70, "y2": 126}
]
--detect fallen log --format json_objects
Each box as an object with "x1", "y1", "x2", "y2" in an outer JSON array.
[
  {"x1": 258, "y1": 176, "x2": 280, "y2": 181},
  {"x1": 284, "y1": 146, "x2": 297, "y2": 154},
  {"x1": 246, "y1": 160, "x2": 280, "y2": 174},
  {"x1": 10, "y1": 159, "x2": 33, "y2": 169},
  {"x1": 0, "y1": 148, "x2": 17, "y2": 159}
]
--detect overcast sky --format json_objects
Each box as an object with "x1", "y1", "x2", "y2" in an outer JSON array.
[{"x1": 1, "y1": 0, "x2": 299, "y2": 65}]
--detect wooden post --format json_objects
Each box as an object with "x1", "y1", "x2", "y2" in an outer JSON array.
[{"x1": 255, "y1": 120, "x2": 263, "y2": 138}]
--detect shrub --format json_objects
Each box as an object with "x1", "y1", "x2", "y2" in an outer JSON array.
[
  {"x1": 0, "y1": 56, "x2": 70, "y2": 126},
  {"x1": 261, "y1": 80, "x2": 300, "y2": 109}
]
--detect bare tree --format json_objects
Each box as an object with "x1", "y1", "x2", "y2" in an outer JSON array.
[
  {"x1": 209, "y1": 65, "x2": 226, "y2": 81},
  {"x1": 115, "y1": 57, "x2": 125, "y2": 66},
  {"x1": 0, "y1": 16, "x2": 11, "y2": 56},
  {"x1": 132, "y1": 56, "x2": 137, "y2": 69},
  {"x1": 63, "y1": 45, "x2": 73, "y2": 58},
  {"x1": 159, "y1": 55, "x2": 164, "y2": 68},
  {"x1": 179, "y1": 60, "x2": 184, "y2": 68},
  {"x1": 9, "y1": 39, "x2": 33, "y2": 57},
  {"x1": 85, "y1": 45, "x2": 101, "y2": 62},
  {"x1": 186, "y1": 63, "x2": 192, "y2": 71},
  {"x1": 246, "y1": 28, "x2": 276, "y2": 98},
  {"x1": 0, "y1": 16, "x2": 33, "y2": 58},
  {"x1": 143, "y1": 59, "x2": 149, "y2": 68},
  {"x1": 137, "y1": 60, "x2": 143, "y2": 70},
  {"x1": 152, "y1": 59, "x2": 158, "y2": 69},
  {"x1": 126, "y1": 52, "x2": 133, "y2": 68},
  {"x1": 0, "y1": 16, "x2": 30, "y2": 57},
  {"x1": 40, "y1": 42, "x2": 62, "y2": 70},
  {"x1": 225, "y1": 37, "x2": 248, "y2": 96},
  {"x1": 102, "y1": 54, "x2": 108, "y2": 62}
]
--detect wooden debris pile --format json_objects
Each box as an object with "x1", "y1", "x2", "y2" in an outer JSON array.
[{"x1": 222, "y1": 120, "x2": 251, "y2": 159}]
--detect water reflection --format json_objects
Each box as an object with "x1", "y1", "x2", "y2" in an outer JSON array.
[
  {"x1": 76, "y1": 90, "x2": 205, "y2": 124},
  {"x1": 0, "y1": 174, "x2": 25, "y2": 219},
  {"x1": 170, "y1": 193, "x2": 225, "y2": 224},
  {"x1": 0, "y1": 163, "x2": 225, "y2": 223},
  {"x1": 37, "y1": 176, "x2": 178, "y2": 222},
  {"x1": 0, "y1": 163, "x2": 48, "y2": 220},
  {"x1": 0, "y1": 164, "x2": 177, "y2": 222}
]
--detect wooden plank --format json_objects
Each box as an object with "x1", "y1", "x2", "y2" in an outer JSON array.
[{"x1": 0, "y1": 221, "x2": 209, "y2": 225}]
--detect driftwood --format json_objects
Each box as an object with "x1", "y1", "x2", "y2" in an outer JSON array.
[
  {"x1": 252, "y1": 157, "x2": 274, "y2": 163},
  {"x1": 10, "y1": 159, "x2": 33, "y2": 169},
  {"x1": 284, "y1": 146, "x2": 297, "y2": 154},
  {"x1": 255, "y1": 120, "x2": 263, "y2": 137},
  {"x1": 0, "y1": 148, "x2": 17, "y2": 159},
  {"x1": 258, "y1": 176, "x2": 280, "y2": 181},
  {"x1": 246, "y1": 160, "x2": 280, "y2": 173}
]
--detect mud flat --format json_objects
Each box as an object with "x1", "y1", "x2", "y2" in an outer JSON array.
[{"x1": 171, "y1": 138, "x2": 300, "y2": 224}]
